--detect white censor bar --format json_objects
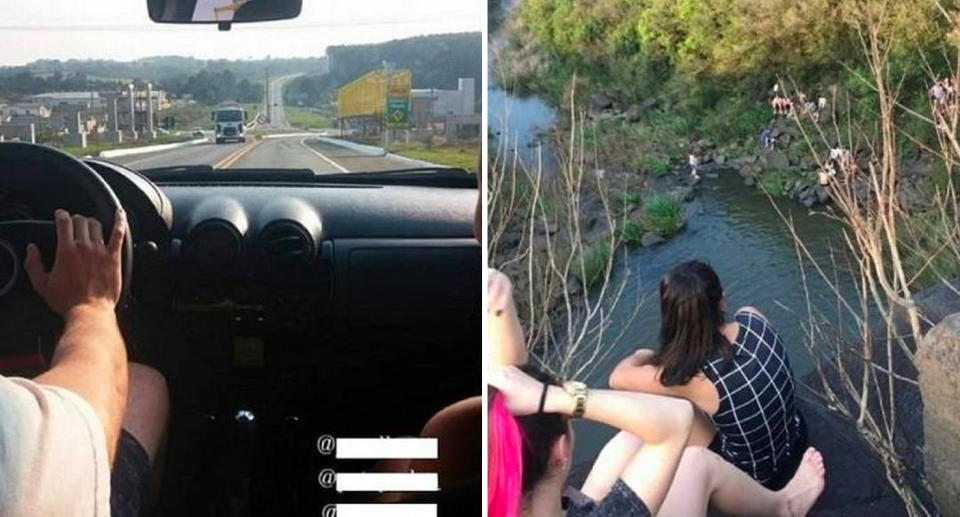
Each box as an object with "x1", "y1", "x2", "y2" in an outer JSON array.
[
  {"x1": 335, "y1": 438, "x2": 437, "y2": 459},
  {"x1": 335, "y1": 504, "x2": 437, "y2": 517},
  {"x1": 336, "y1": 472, "x2": 439, "y2": 493}
]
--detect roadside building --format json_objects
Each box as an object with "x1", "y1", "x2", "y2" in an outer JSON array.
[
  {"x1": 410, "y1": 78, "x2": 480, "y2": 144},
  {"x1": 32, "y1": 91, "x2": 103, "y2": 110},
  {"x1": 2, "y1": 103, "x2": 51, "y2": 119}
]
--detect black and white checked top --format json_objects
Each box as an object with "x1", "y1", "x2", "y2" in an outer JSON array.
[{"x1": 701, "y1": 309, "x2": 803, "y2": 484}]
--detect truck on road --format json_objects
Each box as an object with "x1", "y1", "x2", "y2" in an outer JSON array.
[{"x1": 212, "y1": 104, "x2": 247, "y2": 144}]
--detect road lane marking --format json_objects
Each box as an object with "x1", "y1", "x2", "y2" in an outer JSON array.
[
  {"x1": 300, "y1": 137, "x2": 349, "y2": 173},
  {"x1": 215, "y1": 139, "x2": 262, "y2": 169}
]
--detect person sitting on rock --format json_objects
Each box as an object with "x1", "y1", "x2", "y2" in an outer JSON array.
[
  {"x1": 609, "y1": 261, "x2": 811, "y2": 490},
  {"x1": 818, "y1": 162, "x2": 836, "y2": 186}
]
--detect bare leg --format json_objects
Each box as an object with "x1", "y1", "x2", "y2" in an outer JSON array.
[
  {"x1": 580, "y1": 431, "x2": 642, "y2": 500},
  {"x1": 687, "y1": 410, "x2": 716, "y2": 447},
  {"x1": 123, "y1": 363, "x2": 169, "y2": 462},
  {"x1": 659, "y1": 447, "x2": 825, "y2": 517},
  {"x1": 122, "y1": 362, "x2": 169, "y2": 509}
]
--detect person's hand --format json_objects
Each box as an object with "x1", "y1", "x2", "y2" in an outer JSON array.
[
  {"x1": 487, "y1": 268, "x2": 514, "y2": 316},
  {"x1": 487, "y1": 365, "x2": 547, "y2": 416},
  {"x1": 24, "y1": 209, "x2": 126, "y2": 316}
]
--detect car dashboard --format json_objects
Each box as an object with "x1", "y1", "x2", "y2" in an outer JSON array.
[{"x1": 85, "y1": 159, "x2": 481, "y2": 514}]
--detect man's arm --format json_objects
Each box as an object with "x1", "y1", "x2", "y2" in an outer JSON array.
[{"x1": 28, "y1": 209, "x2": 128, "y2": 463}]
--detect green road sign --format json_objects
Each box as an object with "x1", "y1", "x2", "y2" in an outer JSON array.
[{"x1": 386, "y1": 96, "x2": 409, "y2": 127}]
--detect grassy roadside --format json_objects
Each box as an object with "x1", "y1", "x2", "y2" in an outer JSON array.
[
  {"x1": 285, "y1": 107, "x2": 333, "y2": 129},
  {"x1": 388, "y1": 141, "x2": 478, "y2": 171}
]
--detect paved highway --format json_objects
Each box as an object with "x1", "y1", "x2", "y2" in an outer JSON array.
[
  {"x1": 103, "y1": 74, "x2": 417, "y2": 174},
  {"x1": 106, "y1": 134, "x2": 415, "y2": 173}
]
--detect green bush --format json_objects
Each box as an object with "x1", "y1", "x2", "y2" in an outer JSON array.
[
  {"x1": 622, "y1": 218, "x2": 644, "y2": 245},
  {"x1": 643, "y1": 193, "x2": 684, "y2": 235},
  {"x1": 759, "y1": 170, "x2": 789, "y2": 197},
  {"x1": 648, "y1": 157, "x2": 672, "y2": 177},
  {"x1": 579, "y1": 238, "x2": 613, "y2": 288},
  {"x1": 629, "y1": 154, "x2": 672, "y2": 177}
]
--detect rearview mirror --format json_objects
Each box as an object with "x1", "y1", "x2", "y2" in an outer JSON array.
[{"x1": 147, "y1": 0, "x2": 302, "y2": 24}]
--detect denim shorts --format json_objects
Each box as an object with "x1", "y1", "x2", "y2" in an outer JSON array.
[
  {"x1": 565, "y1": 479, "x2": 651, "y2": 517},
  {"x1": 110, "y1": 429, "x2": 150, "y2": 517}
]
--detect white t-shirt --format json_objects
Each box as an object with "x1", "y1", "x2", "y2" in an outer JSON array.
[{"x1": 0, "y1": 376, "x2": 110, "y2": 516}]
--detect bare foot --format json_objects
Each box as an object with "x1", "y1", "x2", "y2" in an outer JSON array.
[{"x1": 779, "y1": 447, "x2": 825, "y2": 517}]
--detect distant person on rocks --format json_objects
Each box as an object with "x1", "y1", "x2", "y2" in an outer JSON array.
[
  {"x1": 830, "y1": 147, "x2": 856, "y2": 175},
  {"x1": 759, "y1": 128, "x2": 775, "y2": 150},
  {"x1": 689, "y1": 152, "x2": 701, "y2": 179},
  {"x1": 931, "y1": 80, "x2": 947, "y2": 112}
]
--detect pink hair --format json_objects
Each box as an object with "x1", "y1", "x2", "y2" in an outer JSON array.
[{"x1": 488, "y1": 391, "x2": 523, "y2": 517}]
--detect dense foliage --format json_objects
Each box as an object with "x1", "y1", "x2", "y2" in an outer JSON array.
[{"x1": 508, "y1": 0, "x2": 952, "y2": 106}]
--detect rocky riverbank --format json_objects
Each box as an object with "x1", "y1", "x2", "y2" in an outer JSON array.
[{"x1": 585, "y1": 89, "x2": 937, "y2": 213}]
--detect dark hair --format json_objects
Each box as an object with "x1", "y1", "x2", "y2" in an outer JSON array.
[
  {"x1": 653, "y1": 260, "x2": 730, "y2": 386},
  {"x1": 515, "y1": 366, "x2": 569, "y2": 491},
  {"x1": 487, "y1": 366, "x2": 569, "y2": 516}
]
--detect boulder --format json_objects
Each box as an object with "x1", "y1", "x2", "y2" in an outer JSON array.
[
  {"x1": 815, "y1": 185, "x2": 830, "y2": 204},
  {"x1": 640, "y1": 231, "x2": 665, "y2": 247},
  {"x1": 696, "y1": 138, "x2": 714, "y2": 150},
  {"x1": 590, "y1": 92, "x2": 617, "y2": 113},
  {"x1": 668, "y1": 185, "x2": 695, "y2": 202},
  {"x1": 918, "y1": 313, "x2": 960, "y2": 513},
  {"x1": 798, "y1": 186, "x2": 818, "y2": 207},
  {"x1": 744, "y1": 176, "x2": 756, "y2": 186},
  {"x1": 763, "y1": 150, "x2": 790, "y2": 170},
  {"x1": 715, "y1": 154, "x2": 726, "y2": 165},
  {"x1": 625, "y1": 105, "x2": 644, "y2": 123}
]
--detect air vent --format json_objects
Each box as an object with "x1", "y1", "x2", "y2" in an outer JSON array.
[
  {"x1": 182, "y1": 220, "x2": 243, "y2": 273},
  {"x1": 259, "y1": 221, "x2": 315, "y2": 269}
]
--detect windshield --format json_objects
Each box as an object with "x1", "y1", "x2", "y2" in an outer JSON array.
[
  {"x1": 0, "y1": 0, "x2": 482, "y2": 178},
  {"x1": 215, "y1": 110, "x2": 242, "y2": 122}
]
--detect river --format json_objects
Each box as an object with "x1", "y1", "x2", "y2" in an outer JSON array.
[{"x1": 489, "y1": 81, "x2": 862, "y2": 464}]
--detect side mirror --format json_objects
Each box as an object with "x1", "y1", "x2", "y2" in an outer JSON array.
[
  {"x1": 147, "y1": 0, "x2": 302, "y2": 25},
  {"x1": 244, "y1": 110, "x2": 249, "y2": 121}
]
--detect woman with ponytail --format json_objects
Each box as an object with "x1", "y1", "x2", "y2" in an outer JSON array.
[
  {"x1": 488, "y1": 269, "x2": 825, "y2": 516},
  {"x1": 609, "y1": 260, "x2": 808, "y2": 490}
]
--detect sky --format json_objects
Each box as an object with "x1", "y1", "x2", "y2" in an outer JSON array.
[{"x1": 0, "y1": 0, "x2": 482, "y2": 66}]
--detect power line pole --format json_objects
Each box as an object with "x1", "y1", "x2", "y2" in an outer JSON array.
[{"x1": 264, "y1": 66, "x2": 271, "y2": 124}]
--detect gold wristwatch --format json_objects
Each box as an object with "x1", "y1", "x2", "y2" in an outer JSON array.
[{"x1": 562, "y1": 381, "x2": 588, "y2": 418}]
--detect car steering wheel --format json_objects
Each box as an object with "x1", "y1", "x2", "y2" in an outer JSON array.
[{"x1": 0, "y1": 143, "x2": 133, "y2": 359}]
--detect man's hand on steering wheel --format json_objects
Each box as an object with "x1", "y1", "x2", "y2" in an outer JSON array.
[{"x1": 23, "y1": 209, "x2": 126, "y2": 316}]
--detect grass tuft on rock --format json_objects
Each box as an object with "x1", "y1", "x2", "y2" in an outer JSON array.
[{"x1": 643, "y1": 193, "x2": 684, "y2": 235}]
